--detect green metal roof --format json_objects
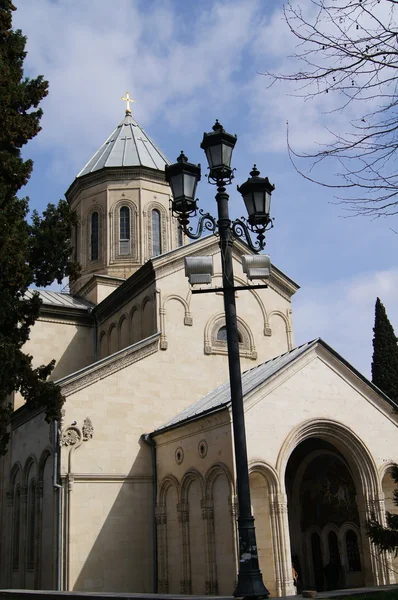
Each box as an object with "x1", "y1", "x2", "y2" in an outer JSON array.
[{"x1": 77, "y1": 112, "x2": 170, "y2": 177}]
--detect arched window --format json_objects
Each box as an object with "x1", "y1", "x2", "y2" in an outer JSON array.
[
  {"x1": 152, "y1": 209, "x2": 161, "y2": 256},
  {"x1": 27, "y1": 480, "x2": 36, "y2": 569},
  {"x1": 328, "y1": 531, "x2": 340, "y2": 565},
  {"x1": 346, "y1": 530, "x2": 361, "y2": 571},
  {"x1": 119, "y1": 206, "x2": 130, "y2": 255},
  {"x1": 12, "y1": 488, "x2": 21, "y2": 570},
  {"x1": 91, "y1": 212, "x2": 99, "y2": 261},
  {"x1": 216, "y1": 326, "x2": 243, "y2": 343}
]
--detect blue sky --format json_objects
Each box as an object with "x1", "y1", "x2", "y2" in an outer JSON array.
[{"x1": 14, "y1": 0, "x2": 398, "y2": 377}]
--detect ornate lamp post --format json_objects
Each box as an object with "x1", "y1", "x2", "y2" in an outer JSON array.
[{"x1": 165, "y1": 120, "x2": 274, "y2": 600}]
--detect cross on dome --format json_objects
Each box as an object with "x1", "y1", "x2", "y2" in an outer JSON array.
[{"x1": 121, "y1": 92, "x2": 135, "y2": 115}]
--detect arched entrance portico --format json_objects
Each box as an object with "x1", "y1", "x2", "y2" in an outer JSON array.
[
  {"x1": 278, "y1": 419, "x2": 394, "y2": 591},
  {"x1": 286, "y1": 444, "x2": 365, "y2": 591}
]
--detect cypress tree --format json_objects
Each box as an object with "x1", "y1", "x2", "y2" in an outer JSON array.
[
  {"x1": 367, "y1": 299, "x2": 398, "y2": 554},
  {"x1": 0, "y1": 1, "x2": 78, "y2": 455},
  {"x1": 371, "y1": 297, "x2": 398, "y2": 404}
]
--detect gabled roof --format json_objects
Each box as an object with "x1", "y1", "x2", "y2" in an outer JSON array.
[
  {"x1": 77, "y1": 112, "x2": 170, "y2": 177},
  {"x1": 153, "y1": 338, "x2": 398, "y2": 434},
  {"x1": 25, "y1": 289, "x2": 93, "y2": 311}
]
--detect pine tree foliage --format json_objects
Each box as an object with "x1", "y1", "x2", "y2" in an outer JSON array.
[
  {"x1": 0, "y1": 0, "x2": 78, "y2": 456},
  {"x1": 367, "y1": 299, "x2": 398, "y2": 554},
  {"x1": 371, "y1": 297, "x2": 398, "y2": 405},
  {"x1": 366, "y1": 465, "x2": 398, "y2": 555}
]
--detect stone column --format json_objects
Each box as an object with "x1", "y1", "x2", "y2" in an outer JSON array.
[
  {"x1": 155, "y1": 506, "x2": 168, "y2": 593},
  {"x1": 34, "y1": 481, "x2": 44, "y2": 589},
  {"x1": 201, "y1": 496, "x2": 218, "y2": 595},
  {"x1": 5, "y1": 490, "x2": 14, "y2": 587},
  {"x1": 159, "y1": 307, "x2": 167, "y2": 350},
  {"x1": 177, "y1": 502, "x2": 191, "y2": 593},
  {"x1": 229, "y1": 494, "x2": 239, "y2": 590},
  {"x1": 271, "y1": 492, "x2": 295, "y2": 596},
  {"x1": 358, "y1": 497, "x2": 387, "y2": 586},
  {"x1": 20, "y1": 485, "x2": 28, "y2": 588},
  {"x1": 269, "y1": 493, "x2": 282, "y2": 596}
]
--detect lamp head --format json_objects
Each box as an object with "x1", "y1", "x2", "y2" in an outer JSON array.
[
  {"x1": 200, "y1": 120, "x2": 237, "y2": 183},
  {"x1": 165, "y1": 151, "x2": 201, "y2": 217},
  {"x1": 237, "y1": 165, "x2": 275, "y2": 227}
]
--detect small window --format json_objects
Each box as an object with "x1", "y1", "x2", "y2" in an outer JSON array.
[
  {"x1": 152, "y1": 209, "x2": 161, "y2": 256},
  {"x1": 346, "y1": 530, "x2": 361, "y2": 571},
  {"x1": 216, "y1": 326, "x2": 243, "y2": 343},
  {"x1": 91, "y1": 212, "x2": 99, "y2": 261},
  {"x1": 206, "y1": 317, "x2": 256, "y2": 359},
  {"x1": 119, "y1": 206, "x2": 130, "y2": 255}
]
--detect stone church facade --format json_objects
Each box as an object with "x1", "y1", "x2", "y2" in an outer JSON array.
[{"x1": 0, "y1": 109, "x2": 397, "y2": 596}]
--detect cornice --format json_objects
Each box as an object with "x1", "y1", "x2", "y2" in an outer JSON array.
[
  {"x1": 57, "y1": 333, "x2": 160, "y2": 396},
  {"x1": 38, "y1": 305, "x2": 93, "y2": 327},
  {"x1": 63, "y1": 474, "x2": 153, "y2": 483},
  {"x1": 66, "y1": 166, "x2": 168, "y2": 204}
]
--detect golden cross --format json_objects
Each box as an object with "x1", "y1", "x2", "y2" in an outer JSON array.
[{"x1": 121, "y1": 92, "x2": 135, "y2": 114}]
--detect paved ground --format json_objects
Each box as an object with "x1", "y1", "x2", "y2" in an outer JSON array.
[
  {"x1": 281, "y1": 583, "x2": 398, "y2": 600},
  {"x1": 0, "y1": 583, "x2": 397, "y2": 600}
]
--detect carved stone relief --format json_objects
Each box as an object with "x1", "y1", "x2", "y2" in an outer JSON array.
[{"x1": 60, "y1": 418, "x2": 94, "y2": 447}]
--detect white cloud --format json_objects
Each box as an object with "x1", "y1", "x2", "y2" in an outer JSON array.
[
  {"x1": 293, "y1": 268, "x2": 398, "y2": 377},
  {"x1": 14, "y1": 0, "x2": 263, "y2": 176}
]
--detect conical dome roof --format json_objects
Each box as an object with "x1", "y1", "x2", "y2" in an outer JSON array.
[{"x1": 77, "y1": 112, "x2": 170, "y2": 178}]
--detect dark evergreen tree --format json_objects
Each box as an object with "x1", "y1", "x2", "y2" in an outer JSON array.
[
  {"x1": 371, "y1": 298, "x2": 398, "y2": 405},
  {"x1": 366, "y1": 465, "x2": 398, "y2": 555},
  {"x1": 367, "y1": 299, "x2": 398, "y2": 554},
  {"x1": 0, "y1": 0, "x2": 78, "y2": 455}
]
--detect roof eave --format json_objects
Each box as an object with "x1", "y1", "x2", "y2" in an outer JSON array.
[{"x1": 65, "y1": 165, "x2": 169, "y2": 204}]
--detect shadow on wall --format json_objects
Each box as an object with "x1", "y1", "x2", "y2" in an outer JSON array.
[
  {"x1": 51, "y1": 326, "x2": 94, "y2": 381},
  {"x1": 71, "y1": 438, "x2": 154, "y2": 593}
]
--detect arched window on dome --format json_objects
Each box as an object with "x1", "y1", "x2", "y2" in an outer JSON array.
[
  {"x1": 91, "y1": 211, "x2": 99, "y2": 261},
  {"x1": 152, "y1": 209, "x2": 161, "y2": 256},
  {"x1": 119, "y1": 206, "x2": 131, "y2": 255}
]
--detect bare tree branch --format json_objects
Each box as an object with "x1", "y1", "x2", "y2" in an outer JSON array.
[{"x1": 264, "y1": 0, "x2": 398, "y2": 215}]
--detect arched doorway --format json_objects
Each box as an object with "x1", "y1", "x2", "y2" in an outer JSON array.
[{"x1": 285, "y1": 438, "x2": 365, "y2": 591}]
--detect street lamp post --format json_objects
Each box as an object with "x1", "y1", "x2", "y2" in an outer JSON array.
[{"x1": 166, "y1": 121, "x2": 275, "y2": 600}]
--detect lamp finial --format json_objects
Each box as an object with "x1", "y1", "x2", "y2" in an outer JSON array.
[{"x1": 250, "y1": 165, "x2": 260, "y2": 178}]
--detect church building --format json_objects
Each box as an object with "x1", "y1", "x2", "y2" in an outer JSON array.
[{"x1": 1, "y1": 104, "x2": 397, "y2": 596}]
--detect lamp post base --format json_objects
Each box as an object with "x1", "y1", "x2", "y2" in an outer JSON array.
[
  {"x1": 233, "y1": 516, "x2": 270, "y2": 599},
  {"x1": 234, "y1": 571, "x2": 270, "y2": 600}
]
